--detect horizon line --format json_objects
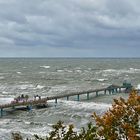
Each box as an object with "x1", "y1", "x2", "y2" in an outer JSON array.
[{"x1": 0, "y1": 56, "x2": 140, "y2": 59}]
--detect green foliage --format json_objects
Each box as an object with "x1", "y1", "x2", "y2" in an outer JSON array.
[
  {"x1": 12, "y1": 121, "x2": 98, "y2": 140},
  {"x1": 11, "y1": 132, "x2": 23, "y2": 140},
  {"x1": 33, "y1": 121, "x2": 98, "y2": 140}
]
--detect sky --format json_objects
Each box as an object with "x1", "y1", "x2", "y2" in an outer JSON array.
[{"x1": 0, "y1": 0, "x2": 140, "y2": 57}]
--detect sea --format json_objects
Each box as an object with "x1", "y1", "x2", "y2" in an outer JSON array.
[{"x1": 0, "y1": 58, "x2": 140, "y2": 139}]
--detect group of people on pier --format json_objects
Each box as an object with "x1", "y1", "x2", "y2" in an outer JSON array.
[
  {"x1": 14, "y1": 94, "x2": 29, "y2": 103},
  {"x1": 11, "y1": 94, "x2": 42, "y2": 104},
  {"x1": 34, "y1": 95, "x2": 41, "y2": 100}
]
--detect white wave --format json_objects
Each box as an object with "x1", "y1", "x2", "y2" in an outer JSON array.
[
  {"x1": 36, "y1": 85, "x2": 45, "y2": 89},
  {"x1": 2, "y1": 91, "x2": 8, "y2": 94},
  {"x1": 48, "y1": 85, "x2": 67, "y2": 93},
  {"x1": 18, "y1": 84, "x2": 34, "y2": 90},
  {"x1": 75, "y1": 67, "x2": 81, "y2": 70},
  {"x1": 76, "y1": 70, "x2": 82, "y2": 73},
  {"x1": 0, "y1": 119, "x2": 11, "y2": 125},
  {"x1": 47, "y1": 85, "x2": 87, "y2": 96},
  {"x1": 129, "y1": 68, "x2": 140, "y2": 72},
  {"x1": 61, "y1": 100, "x2": 111, "y2": 111},
  {"x1": 17, "y1": 72, "x2": 21, "y2": 74},
  {"x1": 39, "y1": 71, "x2": 46, "y2": 74},
  {"x1": 136, "y1": 84, "x2": 140, "y2": 89},
  {"x1": 40, "y1": 66, "x2": 50, "y2": 69},
  {"x1": 66, "y1": 70, "x2": 73, "y2": 73},
  {"x1": 0, "y1": 76, "x2": 5, "y2": 79},
  {"x1": 57, "y1": 70, "x2": 64, "y2": 72},
  {"x1": 97, "y1": 79, "x2": 108, "y2": 82},
  {"x1": 88, "y1": 68, "x2": 92, "y2": 70},
  {"x1": 0, "y1": 128, "x2": 11, "y2": 138},
  {"x1": 103, "y1": 69, "x2": 116, "y2": 72},
  {"x1": 0, "y1": 98, "x2": 13, "y2": 104},
  {"x1": 100, "y1": 68, "x2": 140, "y2": 76}
]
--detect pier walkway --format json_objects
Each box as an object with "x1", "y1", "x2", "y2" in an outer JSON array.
[{"x1": 0, "y1": 84, "x2": 131, "y2": 117}]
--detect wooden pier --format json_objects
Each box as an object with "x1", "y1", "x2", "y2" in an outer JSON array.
[{"x1": 0, "y1": 84, "x2": 131, "y2": 117}]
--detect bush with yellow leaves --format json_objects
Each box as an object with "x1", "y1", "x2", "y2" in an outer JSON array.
[{"x1": 94, "y1": 89, "x2": 140, "y2": 140}]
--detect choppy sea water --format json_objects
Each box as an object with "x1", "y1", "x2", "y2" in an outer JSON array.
[{"x1": 0, "y1": 58, "x2": 140, "y2": 139}]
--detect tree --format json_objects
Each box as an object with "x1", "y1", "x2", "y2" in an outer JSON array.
[
  {"x1": 94, "y1": 89, "x2": 140, "y2": 140},
  {"x1": 11, "y1": 132, "x2": 23, "y2": 140}
]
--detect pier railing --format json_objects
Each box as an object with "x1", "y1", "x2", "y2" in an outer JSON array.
[{"x1": 0, "y1": 84, "x2": 124, "y2": 111}]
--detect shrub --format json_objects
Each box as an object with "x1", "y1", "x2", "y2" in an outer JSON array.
[{"x1": 94, "y1": 89, "x2": 140, "y2": 140}]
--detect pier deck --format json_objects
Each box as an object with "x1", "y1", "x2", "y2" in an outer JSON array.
[{"x1": 0, "y1": 84, "x2": 128, "y2": 116}]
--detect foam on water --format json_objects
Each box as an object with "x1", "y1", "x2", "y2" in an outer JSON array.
[
  {"x1": 0, "y1": 76, "x2": 5, "y2": 79},
  {"x1": 39, "y1": 71, "x2": 46, "y2": 74},
  {"x1": 61, "y1": 100, "x2": 111, "y2": 111},
  {"x1": 57, "y1": 69, "x2": 64, "y2": 72},
  {"x1": 136, "y1": 84, "x2": 140, "y2": 89},
  {"x1": 67, "y1": 70, "x2": 73, "y2": 73},
  {"x1": 102, "y1": 68, "x2": 140, "y2": 75},
  {"x1": 76, "y1": 70, "x2": 82, "y2": 73},
  {"x1": 17, "y1": 84, "x2": 34, "y2": 90},
  {"x1": 97, "y1": 79, "x2": 108, "y2": 82},
  {"x1": 36, "y1": 85, "x2": 45, "y2": 89},
  {"x1": 17, "y1": 72, "x2": 21, "y2": 74},
  {"x1": 40, "y1": 66, "x2": 50, "y2": 69},
  {"x1": 0, "y1": 98, "x2": 13, "y2": 104}
]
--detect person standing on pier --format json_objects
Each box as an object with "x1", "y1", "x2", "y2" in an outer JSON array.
[{"x1": 25, "y1": 95, "x2": 29, "y2": 102}]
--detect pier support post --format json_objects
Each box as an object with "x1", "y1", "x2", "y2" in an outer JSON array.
[
  {"x1": 109, "y1": 90, "x2": 111, "y2": 94},
  {"x1": 67, "y1": 96, "x2": 69, "y2": 101},
  {"x1": 104, "y1": 90, "x2": 106, "y2": 95},
  {"x1": 119, "y1": 88, "x2": 121, "y2": 93},
  {"x1": 112, "y1": 89, "x2": 114, "y2": 94},
  {"x1": 77, "y1": 94, "x2": 80, "y2": 101},
  {"x1": 87, "y1": 93, "x2": 89, "y2": 100},
  {"x1": 27, "y1": 105, "x2": 32, "y2": 112},
  {"x1": 96, "y1": 91, "x2": 98, "y2": 96},
  {"x1": 115, "y1": 88, "x2": 118, "y2": 93},
  {"x1": 55, "y1": 98, "x2": 57, "y2": 104},
  {"x1": 0, "y1": 108, "x2": 3, "y2": 117}
]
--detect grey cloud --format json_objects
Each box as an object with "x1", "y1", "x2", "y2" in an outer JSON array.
[{"x1": 0, "y1": 0, "x2": 140, "y2": 57}]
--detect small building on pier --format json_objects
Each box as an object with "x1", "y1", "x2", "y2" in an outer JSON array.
[{"x1": 122, "y1": 80, "x2": 133, "y2": 93}]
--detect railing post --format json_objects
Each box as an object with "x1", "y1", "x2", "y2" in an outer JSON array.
[
  {"x1": 27, "y1": 105, "x2": 32, "y2": 112},
  {"x1": 119, "y1": 88, "x2": 121, "y2": 93},
  {"x1": 0, "y1": 108, "x2": 3, "y2": 117},
  {"x1": 112, "y1": 89, "x2": 114, "y2": 94},
  {"x1": 55, "y1": 98, "x2": 57, "y2": 104},
  {"x1": 67, "y1": 96, "x2": 69, "y2": 101},
  {"x1": 96, "y1": 91, "x2": 98, "y2": 96},
  {"x1": 87, "y1": 93, "x2": 89, "y2": 100},
  {"x1": 77, "y1": 94, "x2": 80, "y2": 101},
  {"x1": 104, "y1": 90, "x2": 106, "y2": 95}
]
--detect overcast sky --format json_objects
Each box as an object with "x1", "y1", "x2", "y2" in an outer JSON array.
[{"x1": 0, "y1": 0, "x2": 140, "y2": 57}]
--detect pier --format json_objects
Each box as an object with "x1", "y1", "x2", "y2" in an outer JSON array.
[{"x1": 0, "y1": 83, "x2": 132, "y2": 117}]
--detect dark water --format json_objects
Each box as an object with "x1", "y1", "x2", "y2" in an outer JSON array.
[{"x1": 0, "y1": 58, "x2": 140, "y2": 139}]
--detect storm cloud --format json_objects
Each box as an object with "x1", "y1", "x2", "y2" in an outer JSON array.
[{"x1": 0, "y1": 0, "x2": 140, "y2": 57}]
